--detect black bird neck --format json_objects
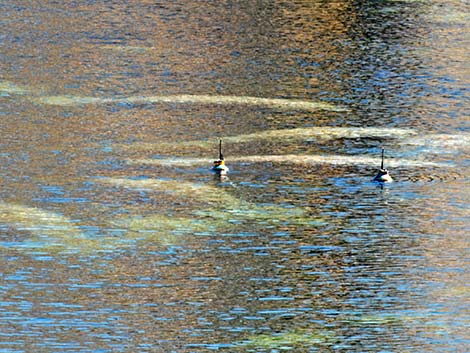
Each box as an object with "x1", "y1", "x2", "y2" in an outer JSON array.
[
  {"x1": 219, "y1": 139, "x2": 224, "y2": 160},
  {"x1": 381, "y1": 148, "x2": 385, "y2": 169}
]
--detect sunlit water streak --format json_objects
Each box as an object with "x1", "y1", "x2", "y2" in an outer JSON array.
[
  {"x1": 95, "y1": 177, "x2": 243, "y2": 207},
  {"x1": 94, "y1": 177, "x2": 316, "y2": 227},
  {"x1": 37, "y1": 94, "x2": 347, "y2": 112},
  {"x1": 117, "y1": 126, "x2": 417, "y2": 152},
  {"x1": 95, "y1": 178, "x2": 323, "y2": 244},
  {"x1": 401, "y1": 133, "x2": 470, "y2": 153},
  {"x1": 127, "y1": 153, "x2": 448, "y2": 168},
  {"x1": 0, "y1": 80, "x2": 346, "y2": 112},
  {"x1": 0, "y1": 202, "x2": 93, "y2": 252}
]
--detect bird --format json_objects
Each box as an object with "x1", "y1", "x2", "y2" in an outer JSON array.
[
  {"x1": 211, "y1": 139, "x2": 229, "y2": 175},
  {"x1": 372, "y1": 148, "x2": 393, "y2": 182}
]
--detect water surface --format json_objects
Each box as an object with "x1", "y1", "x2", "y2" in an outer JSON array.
[{"x1": 1, "y1": 0, "x2": 469, "y2": 352}]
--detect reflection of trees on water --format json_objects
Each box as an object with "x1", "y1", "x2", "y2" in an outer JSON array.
[{"x1": 280, "y1": 1, "x2": 429, "y2": 126}]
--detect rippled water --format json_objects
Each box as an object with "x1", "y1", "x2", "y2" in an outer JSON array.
[{"x1": 1, "y1": 0, "x2": 469, "y2": 352}]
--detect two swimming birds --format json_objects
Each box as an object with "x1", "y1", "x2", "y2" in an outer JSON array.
[{"x1": 212, "y1": 140, "x2": 392, "y2": 183}]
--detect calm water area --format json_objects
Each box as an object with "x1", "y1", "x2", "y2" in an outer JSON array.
[{"x1": 1, "y1": 0, "x2": 469, "y2": 352}]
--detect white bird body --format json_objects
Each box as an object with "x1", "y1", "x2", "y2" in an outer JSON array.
[
  {"x1": 373, "y1": 168, "x2": 393, "y2": 182},
  {"x1": 211, "y1": 161, "x2": 229, "y2": 174}
]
